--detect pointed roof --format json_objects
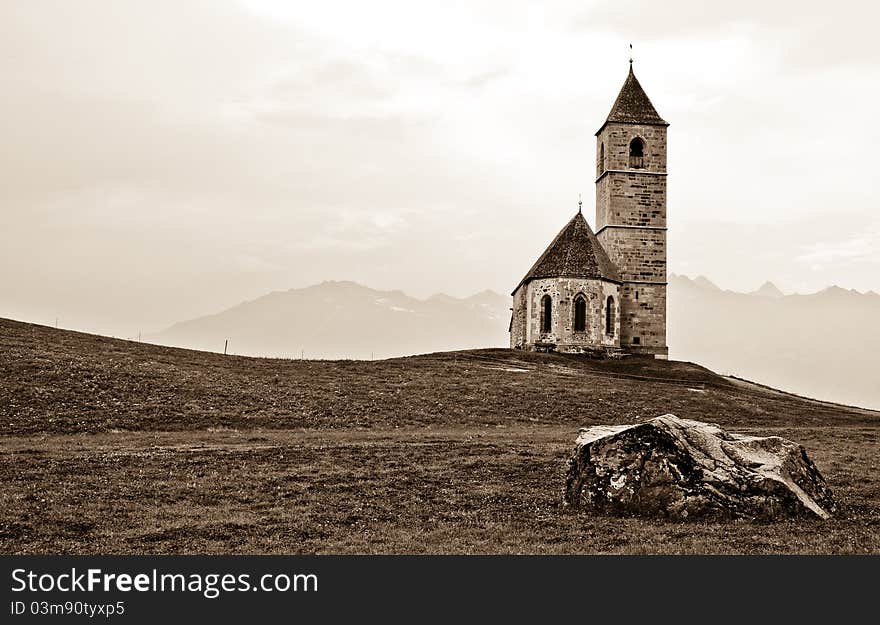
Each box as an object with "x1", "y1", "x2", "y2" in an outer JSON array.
[
  {"x1": 596, "y1": 65, "x2": 668, "y2": 135},
  {"x1": 513, "y1": 212, "x2": 621, "y2": 294}
]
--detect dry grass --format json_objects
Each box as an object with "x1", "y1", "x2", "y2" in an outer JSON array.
[{"x1": 1, "y1": 318, "x2": 878, "y2": 554}]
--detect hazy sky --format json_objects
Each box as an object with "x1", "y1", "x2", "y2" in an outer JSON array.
[{"x1": 2, "y1": 0, "x2": 878, "y2": 337}]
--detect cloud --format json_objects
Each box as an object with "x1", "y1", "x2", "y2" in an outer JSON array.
[
  {"x1": 0, "y1": 0, "x2": 878, "y2": 337},
  {"x1": 461, "y1": 67, "x2": 511, "y2": 89},
  {"x1": 578, "y1": 0, "x2": 880, "y2": 67},
  {"x1": 796, "y1": 232, "x2": 880, "y2": 265}
]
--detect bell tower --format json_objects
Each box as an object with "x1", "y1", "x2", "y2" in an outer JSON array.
[{"x1": 595, "y1": 63, "x2": 668, "y2": 358}]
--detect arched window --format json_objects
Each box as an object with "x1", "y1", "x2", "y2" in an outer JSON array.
[
  {"x1": 541, "y1": 295, "x2": 552, "y2": 333},
  {"x1": 605, "y1": 296, "x2": 615, "y2": 336},
  {"x1": 629, "y1": 137, "x2": 645, "y2": 169},
  {"x1": 599, "y1": 142, "x2": 605, "y2": 175},
  {"x1": 573, "y1": 294, "x2": 587, "y2": 333}
]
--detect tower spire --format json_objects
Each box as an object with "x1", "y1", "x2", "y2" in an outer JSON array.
[
  {"x1": 597, "y1": 59, "x2": 668, "y2": 133},
  {"x1": 578, "y1": 193, "x2": 582, "y2": 214},
  {"x1": 629, "y1": 43, "x2": 633, "y2": 66}
]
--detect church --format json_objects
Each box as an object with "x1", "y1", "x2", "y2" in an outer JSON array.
[{"x1": 510, "y1": 64, "x2": 669, "y2": 359}]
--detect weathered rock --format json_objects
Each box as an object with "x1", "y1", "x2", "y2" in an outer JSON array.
[{"x1": 563, "y1": 414, "x2": 836, "y2": 520}]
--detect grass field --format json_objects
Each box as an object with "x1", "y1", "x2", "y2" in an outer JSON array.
[{"x1": 1, "y1": 317, "x2": 878, "y2": 554}]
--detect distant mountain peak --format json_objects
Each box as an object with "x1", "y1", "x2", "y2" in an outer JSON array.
[
  {"x1": 819, "y1": 285, "x2": 847, "y2": 296},
  {"x1": 692, "y1": 275, "x2": 721, "y2": 291},
  {"x1": 306, "y1": 280, "x2": 372, "y2": 293},
  {"x1": 750, "y1": 281, "x2": 784, "y2": 298},
  {"x1": 471, "y1": 288, "x2": 500, "y2": 297},
  {"x1": 466, "y1": 289, "x2": 504, "y2": 303}
]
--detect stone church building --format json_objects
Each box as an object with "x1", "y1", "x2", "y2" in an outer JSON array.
[{"x1": 510, "y1": 64, "x2": 668, "y2": 358}]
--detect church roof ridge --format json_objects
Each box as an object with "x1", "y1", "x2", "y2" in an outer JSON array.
[
  {"x1": 512, "y1": 212, "x2": 621, "y2": 294},
  {"x1": 596, "y1": 65, "x2": 668, "y2": 135}
]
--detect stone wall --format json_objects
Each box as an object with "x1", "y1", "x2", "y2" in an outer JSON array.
[
  {"x1": 509, "y1": 286, "x2": 528, "y2": 349},
  {"x1": 596, "y1": 123, "x2": 667, "y2": 175},
  {"x1": 595, "y1": 174, "x2": 666, "y2": 231},
  {"x1": 511, "y1": 277, "x2": 620, "y2": 352},
  {"x1": 616, "y1": 282, "x2": 666, "y2": 355},
  {"x1": 597, "y1": 228, "x2": 666, "y2": 282}
]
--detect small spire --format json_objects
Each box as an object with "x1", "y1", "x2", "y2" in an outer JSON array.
[
  {"x1": 629, "y1": 43, "x2": 633, "y2": 66},
  {"x1": 578, "y1": 193, "x2": 583, "y2": 213}
]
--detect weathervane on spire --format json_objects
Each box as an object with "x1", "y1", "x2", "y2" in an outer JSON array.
[
  {"x1": 629, "y1": 43, "x2": 633, "y2": 66},
  {"x1": 578, "y1": 193, "x2": 582, "y2": 213}
]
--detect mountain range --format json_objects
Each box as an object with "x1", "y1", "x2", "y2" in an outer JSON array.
[
  {"x1": 151, "y1": 281, "x2": 510, "y2": 361},
  {"x1": 150, "y1": 276, "x2": 880, "y2": 409},
  {"x1": 667, "y1": 273, "x2": 880, "y2": 410}
]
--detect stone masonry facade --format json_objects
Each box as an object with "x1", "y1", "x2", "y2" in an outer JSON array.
[
  {"x1": 595, "y1": 122, "x2": 668, "y2": 358},
  {"x1": 510, "y1": 277, "x2": 619, "y2": 354}
]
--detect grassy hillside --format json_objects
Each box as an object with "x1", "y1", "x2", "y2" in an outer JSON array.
[
  {"x1": 145, "y1": 278, "x2": 880, "y2": 409},
  {"x1": 1, "y1": 317, "x2": 878, "y2": 554}
]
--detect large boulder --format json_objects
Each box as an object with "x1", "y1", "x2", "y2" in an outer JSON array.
[{"x1": 563, "y1": 414, "x2": 836, "y2": 520}]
